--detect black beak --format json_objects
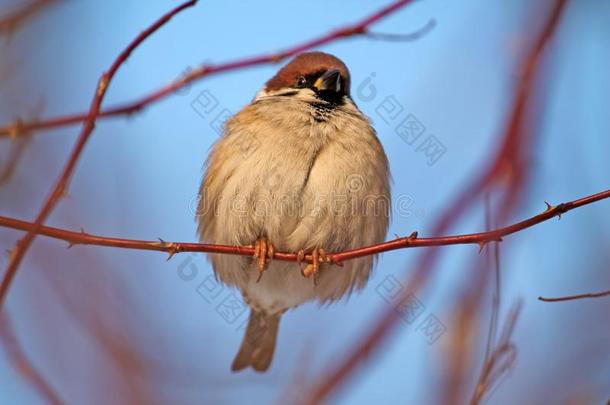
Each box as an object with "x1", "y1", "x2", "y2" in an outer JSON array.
[{"x1": 314, "y1": 69, "x2": 343, "y2": 94}]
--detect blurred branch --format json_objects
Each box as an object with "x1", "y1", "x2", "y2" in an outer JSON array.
[
  {"x1": 0, "y1": 0, "x2": 199, "y2": 311},
  {"x1": 470, "y1": 301, "x2": 522, "y2": 405},
  {"x1": 0, "y1": 0, "x2": 57, "y2": 38},
  {"x1": 0, "y1": 133, "x2": 31, "y2": 185},
  {"x1": 0, "y1": 189, "x2": 607, "y2": 264},
  {"x1": 304, "y1": 1, "x2": 569, "y2": 403},
  {"x1": 0, "y1": 314, "x2": 65, "y2": 405},
  {"x1": 43, "y1": 269, "x2": 155, "y2": 404},
  {"x1": 538, "y1": 289, "x2": 610, "y2": 302},
  {"x1": 0, "y1": 101, "x2": 43, "y2": 186},
  {"x1": 0, "y1": 0, "x2": 419, "y2": 138}
]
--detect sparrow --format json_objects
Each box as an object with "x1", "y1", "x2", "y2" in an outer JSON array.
[{"x1": 197, "y1": 52, "x2": 390, "y2": 372}]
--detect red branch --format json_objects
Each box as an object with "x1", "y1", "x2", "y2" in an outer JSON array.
[
  {"x1": 0, "y1": 0, "x2": 417, "y2": 138},
  {"x1": 304, "y1": 1, "x2": 569, "y2": 403},
  {"x1": 0, "y1": 189, "x2": 607, "y2": 264},
  {"x1": 0, "y1": 0, "x2": 199, "y2": 311}
]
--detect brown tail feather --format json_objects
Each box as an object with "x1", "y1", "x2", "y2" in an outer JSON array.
[{"x1": 231, "y1": 310, "x2": 281, "y2": 372}]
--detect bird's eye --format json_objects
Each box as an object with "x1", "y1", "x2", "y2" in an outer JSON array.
[{"x1": 296, "y1": 76, "x2": 308, "y2": 88}]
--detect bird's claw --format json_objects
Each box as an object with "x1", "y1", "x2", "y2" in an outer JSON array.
[
  {"x1": 253, "y1": 238, "x2": 274, "y2": 282},
  {"x1": 300, "y1": 248, "x2": 328, "y2": 285}
]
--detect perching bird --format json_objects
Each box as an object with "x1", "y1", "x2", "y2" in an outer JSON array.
[{"x1": 197, "y1": 52, "x2": 390, "y2": 372}]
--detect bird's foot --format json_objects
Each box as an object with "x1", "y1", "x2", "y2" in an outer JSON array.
[
  {"x1": 298, "y1": 248, "x2": 329, "y2": 285},
  {"x1": 252, "y1": 238, "x2": 274, "y2": 282}
]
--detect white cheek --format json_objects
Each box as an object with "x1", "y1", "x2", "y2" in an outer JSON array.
[{"x1": 253, "y1": 88, "x2": 316, "y2": 103}]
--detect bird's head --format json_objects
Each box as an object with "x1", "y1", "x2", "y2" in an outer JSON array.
[{"x1": 261, "y1": 52, "x2": 351, "y2": 105}]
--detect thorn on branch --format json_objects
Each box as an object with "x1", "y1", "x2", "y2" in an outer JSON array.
[
  {"x1": 153, "y1": 237, "x2": 182, "y2": 260},
  {"x1": 544, "y1": 200, "x2": 569, "y2": 219},
  {"x1": 555, "y1": 203, "x2": 568, "y2": 219},
  {"x1": 395, "y1": 231, "x2": 418, "y2": 242},
  {"x1": 477, "y1": 236, "x2": 503, "y2": 254}
]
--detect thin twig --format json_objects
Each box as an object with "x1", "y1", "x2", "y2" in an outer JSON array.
[
  {"x1": 538, "y1": 290, "x2": 610, "y2": 302},
  {"x1": 0, "y1": 0, "x2": 199, "y2": 311},
  {"x1": 364, "y1": 18, "x2": 436, "y2": 41},
  {"x1": 0, "y1": 189, "x2": 607, "y2": 265},
  {"x1": 0, "y1": 0, "x2": 419, "y2": 138}
]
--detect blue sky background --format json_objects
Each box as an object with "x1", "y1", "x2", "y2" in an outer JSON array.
[{"x1": 0, "y1": 0, "x2": 609, "y2": 404}]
